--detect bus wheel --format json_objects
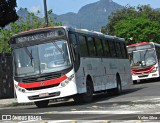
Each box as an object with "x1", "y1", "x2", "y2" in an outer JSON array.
[
  {"x1": 115, "y1": 75, "x2": 122, "y2": 95},
  {"x1": 82, "y1": 80, "x2": 93, "y2": 103},
  {"x1": 34, "y1": 100, "x2": 49, "y2": 108},
  {"x1": 107, "y1": 75, "x2": 122, "y2": 96},
  {"x1": 133, "y1": 80, "x2": 137, "y2": 84},
  {"x1": 74, "y1": 80, "x2": 93, "y2": 103}
]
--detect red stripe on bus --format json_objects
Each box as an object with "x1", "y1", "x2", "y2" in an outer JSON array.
[
  {"x1": 131, "y1": 66, "x2": 155, "y2": 75},
  {"x1": 18, "y1": 75, "x2": 67, "y2": 89},
  {"x1": 128, "y1": 42, "x2": 150, "y2": 47}
]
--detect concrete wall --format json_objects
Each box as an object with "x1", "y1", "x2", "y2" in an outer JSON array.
[{"x1": 0, "y1": 53, "x2": 14, "y2": 99}]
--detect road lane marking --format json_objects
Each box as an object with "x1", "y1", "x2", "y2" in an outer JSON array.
[
  {"x1": 18, "y1": 120, "x2": 40, "y2": 123},
  {"x1": 71, "y1": 109, "x2": 77, "y2": 111},
  {"x1": 92, "y1": 106, "x2": 99, "y2": 108},
  {"x1": 39, "y1": 110, "x2": 141, "y2": 115},
  {"x1": 133, "y1": 98, "x2": 160, "y2": 102},
  {"x1": 46, "y1": 120, "x2": 110, "y2": 123}
]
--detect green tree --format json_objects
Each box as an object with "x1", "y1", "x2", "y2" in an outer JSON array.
[
  {"x1": 0, "y1": 9, "x2": 62, "y2": 52},
  {"x1": 101, "y1": 5, "x2": 160, "y2": 44},
  {"x1": 0, "y1": 0, "x2": 18, "y2": 28}
]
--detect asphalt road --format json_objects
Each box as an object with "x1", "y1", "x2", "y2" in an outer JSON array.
[{"x1": 1, "y1": 79, "x2": 160, "y2": 122}]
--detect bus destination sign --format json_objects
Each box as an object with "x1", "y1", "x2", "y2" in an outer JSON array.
[
  {"x1": 15, "y1": 29, "x2": 65, "y2": 43},
  {"x1": 128, "y1": 44, "x2": 154, "y2": 52}
]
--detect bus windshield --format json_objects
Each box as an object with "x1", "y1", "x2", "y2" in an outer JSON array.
[
  {"x1": 13, "y1": 40, "x2": 71, "y2": 77},
  {"x1": 129, "y1": 49, "x2": 157, "y2": 68}
]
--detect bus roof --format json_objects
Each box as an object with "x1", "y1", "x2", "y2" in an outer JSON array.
[
  {"x1": 127, "y1": 42, "x2": 153, "y2": 47},
  {"x1": 15, "y1": 26, "x2": 63, "y2": 35},
  {"x1": 68, "y1": 27, "x2": 125, "y2": 42},
  {"x1": 12, "y1": 26, "x2": 125, "y2": 42},
  {"x1": 127, "y1": 42, "x2": 160, "y2": 49}
]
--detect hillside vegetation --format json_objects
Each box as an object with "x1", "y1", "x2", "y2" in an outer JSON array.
[{"x1": 101, "y1": 5, "x2": 160, "y2": 44}]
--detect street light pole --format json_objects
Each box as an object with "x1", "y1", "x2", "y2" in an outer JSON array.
[{"x1": 43, "y1": 0, "x2": 49, "y2": 27}]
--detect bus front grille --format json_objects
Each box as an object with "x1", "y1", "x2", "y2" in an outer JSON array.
[
  {"x1": 26, "y1": 84, "x2": 60, "y2": 91},
  {"x1": 138, "y1": 75, "x2": 148, "y2": 78},
  {"x1": 131, "y1": 66, "x2": 154, "y2": 75},
  {"x1": 22, "y1": 73, "x2": 62, "y2": 83}
]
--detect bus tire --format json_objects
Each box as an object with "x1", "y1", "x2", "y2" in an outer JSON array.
[
  {"x1": 73, "y1": 94, "x2": 82, "y2": 103},
  {"x1": 107, "y1": 75, "x2": 122, "y2": 96},
  {"x1": 74, "y1": 79, "x2": 93, "y2": 103},
  {"x1": 115, "y1": 75, "x2": 122, "y2": 95},
  {"x1": 82, "y1": 80, "x2": 93, "y2": 103},
  {"x1": 133, "y1": 80, "x2": 137, "y2": 84},
  {"x1": 34, "y1": 100, "x2": 49, "y2": 108}
]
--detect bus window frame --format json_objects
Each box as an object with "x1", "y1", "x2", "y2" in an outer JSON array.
[
  {"x1": 77, "y1": 34, "x2": 90, "y2": 57},
  {"x1": 68, "y1": 31, "x2": 127, "y2": 60},
  {"x1": 94, "y1": 38, "x2": 104, "y2": 57},
  {"x1": 87, "y1": 36, "x2": 97, "y2": 57}
]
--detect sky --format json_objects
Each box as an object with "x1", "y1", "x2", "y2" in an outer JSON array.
[{"x1": 17, "y1": 0, "x2": 160, "y2": 15}]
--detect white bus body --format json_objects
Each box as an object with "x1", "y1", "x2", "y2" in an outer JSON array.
[
  {"x1": 10, "y1": 26, "x2": 132, "y2": 107},
  {"x1": 127, "y1": 42, "x2": 160, "y2": 84}
]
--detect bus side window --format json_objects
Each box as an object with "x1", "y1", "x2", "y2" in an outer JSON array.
[
  {"x1": 120, "y1": 43, "x2": 128, "y2": 59},
  {"x1": 108, "y1": 41, "x2": 116, "y2": 58},
  {"x1": 87, "y1": 37, "x2": 96, "y2": 57},
  {"x1": 69, "y1": 33, "x2": 81, "y2": 63},
  {"x1": 95, "y1": 38, "x2": 104, "y2": 57},
  {"x1": 102, "y1": 39, "x2": 110, "y2": 57},
  {"x1": 124, "y1": 43, "x2": 128, "y2": 59},
  {"x1": 79, "y1": 35, "x2": 89, "y2": 57},
  {"x1": 156, "y1": 46, "x2": 160, "y2": 59},
  {"x1": 115, "y1": 42, "x2": 122, "y2": 58},
  {"x1": 69, "y1": 33, "x2": 77, "y2": 47},
  {"x1": 158, "y1": 47, "x2": 160, "y2": 61}
]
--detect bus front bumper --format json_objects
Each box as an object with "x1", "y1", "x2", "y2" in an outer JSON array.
[
  {"x1": 132, "y1": 71, "x2": 159, "y2": 81},
  {"x1": 15, "y1": 80, "x2": 77, "y2": 103}
]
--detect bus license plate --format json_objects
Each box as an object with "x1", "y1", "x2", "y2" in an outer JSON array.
[{"x1": 39, "y1": 92, "x2": 49, "y2": 97}]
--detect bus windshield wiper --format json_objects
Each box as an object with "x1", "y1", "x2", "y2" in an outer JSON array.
[
  {"x1": 143, "y1": 49, "x2": 149, "y2": 66},
  {"x1": 52, "y1": 42, "x2": 64, "y2": 54},
  {"x1": 144, "y1": 49, "x2": 148, "y2": 57},
  {"x1": 24, "y1": 47, "x2": 34, "y2": 66}
]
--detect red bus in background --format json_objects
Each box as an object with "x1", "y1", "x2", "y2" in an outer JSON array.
[{"x1": 127, "y1": 42, "x2": 160, "y2": 84}]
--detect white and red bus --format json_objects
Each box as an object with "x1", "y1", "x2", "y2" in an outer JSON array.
[
  {"x1": 127, "y1": 42, "x2": 160, "y2": 84},
  {"x1": 9, "y1": 26, "x2": 132, "y2": 108}
]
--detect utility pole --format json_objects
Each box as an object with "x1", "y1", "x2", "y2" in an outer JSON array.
[{"x1": 43, "y1": 0, "x2": 49, "y2": 27}]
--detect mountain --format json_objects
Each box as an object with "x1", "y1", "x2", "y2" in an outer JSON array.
[
  {"x1": 155, "y1": 8, "x2": 160, "y2": 11},
  {"x1": 17, "y1": 8, "x2": 29, "y2": 19},
  {"x1": 50, "y1": 0, "x2": 123, "y2": 31},
  {"x1": 17, "y1": 0, "x2": 123, "y2": 31}
]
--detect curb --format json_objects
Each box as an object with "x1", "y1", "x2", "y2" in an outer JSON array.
[
  {"x1": 0, "y1": 102, "x2": 34, "y2": 108},
  {"x1": 0, "y1": 98, "x2": 72, "y2": 108}
]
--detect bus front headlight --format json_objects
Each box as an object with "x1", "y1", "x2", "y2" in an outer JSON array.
[
  {"x1": 61, "y1": 74, "x2": 74, "y2": 87},
  {"x1": 151, "y1": 67, "x2": 157, "y2": 73},
  {"x1": 15, "y1": 84, "x2": 26, "y2": 93}
]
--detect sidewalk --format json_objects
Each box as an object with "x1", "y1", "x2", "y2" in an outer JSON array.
[
  {"x1": 0, "y1": 98, "x2": 34, "y2": 107},
  {"x1": 0, "y1": 98, "x2": 17, "y2": 107},
  {"x1": 0, "y1": 98, "x2": 70, "y2": 107}
]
